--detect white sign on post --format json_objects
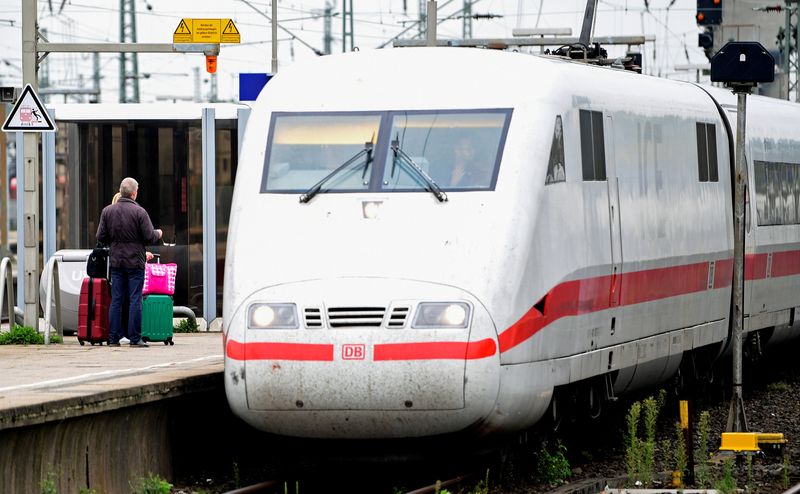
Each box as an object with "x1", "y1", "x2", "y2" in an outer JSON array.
[{"x1": 1, "y1": 84, "x2": 56, "y2": 132}]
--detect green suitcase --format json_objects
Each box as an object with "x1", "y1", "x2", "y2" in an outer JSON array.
[{"x1": 141, "y1": 294, "x2": 174, "y2": 345}]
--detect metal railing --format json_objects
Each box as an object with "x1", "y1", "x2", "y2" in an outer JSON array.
[
  {"x1": 42, "y1": 256, "x2": 62, "y2": 344},
  {"x1": 0, "y1": 257, "x2": 20, "y2": 329}
]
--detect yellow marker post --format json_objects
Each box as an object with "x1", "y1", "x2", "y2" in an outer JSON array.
[
  {"x1": 679, "y1": 400, "x2": 695, "y2": 486},
  {"x1": 173, "y1": 19, "x2": 240, "y2": 44}
]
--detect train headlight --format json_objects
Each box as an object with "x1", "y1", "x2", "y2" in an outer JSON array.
[
  {"x1": 412, "y1": 302, "x2": 470, "y2": 328},
  {"x1": 248, "y1": 303, "x2": 299, "y2": 329}
]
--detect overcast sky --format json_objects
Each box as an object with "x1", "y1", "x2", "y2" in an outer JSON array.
[{"x1": 0, "y1": 0, "x2": 707, "y2": 103}]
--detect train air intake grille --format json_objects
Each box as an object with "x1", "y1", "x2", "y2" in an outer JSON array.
[
  {"x1": 387, "y1": 306, "x2": 410, "y2": 328},
  {"x1": 304, "y1": 307, "x2": 322, "y2": 328},
  {"x1": 327, "y1": 307, "x2": 385, "y2": 328}
]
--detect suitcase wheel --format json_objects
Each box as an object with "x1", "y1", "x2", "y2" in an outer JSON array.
[
  {"x1": 142, "y1": 337, "x2": 150, "y2": 343},
  {"x1": 164, "y1": 340, "x2": 169, "y2": 345},
  {"x1": 169, "y1": 339, "x2": 174, "y2": 346},
  {"x1": 79, "y1": 340, "x2": 85, "y2": 346}
]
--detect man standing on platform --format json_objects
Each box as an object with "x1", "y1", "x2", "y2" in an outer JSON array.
[{"x1": 96, "y1": 177, "x2": 162, "y2": 347}]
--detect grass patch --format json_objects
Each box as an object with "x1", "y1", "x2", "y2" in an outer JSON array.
[
  {"x1": 174, "y1": 318, "x2": 199, "y2": 333},
  {"x1": 0, "y1": 325, "x2": 62, "y2": 345},
  {"x1": 767, "y1": 381, "x2": 791, "y2": 393}
]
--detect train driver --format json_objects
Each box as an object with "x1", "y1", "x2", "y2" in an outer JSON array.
[{"x1": 448, "y1": 137, "x2": 490, "y2": 187}]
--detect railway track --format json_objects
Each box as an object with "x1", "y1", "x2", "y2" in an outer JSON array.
[{"x1": 182, "y1": 340, "x2": 800, "y2": 494}]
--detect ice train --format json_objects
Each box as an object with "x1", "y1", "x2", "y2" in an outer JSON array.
[{"x1": 223, "y1": 47, "x2": 800, "y2": 438}]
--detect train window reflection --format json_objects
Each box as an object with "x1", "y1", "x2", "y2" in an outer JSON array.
[
  {"x1": 381, "y1": 110, "x2": 509, "y2": 191},
  {"x1": 262, "y1": 114, "x2": 381, "y2": 192},
  {"x1": 754, "y1": 160, "x2": 800, "y2": 226}
]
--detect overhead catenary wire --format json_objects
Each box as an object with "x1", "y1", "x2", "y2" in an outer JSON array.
[
  {"x1": 0, "y1": 0, "x2": 709, "y2": 100},
  {"x1": 238, "y1": 0, "x2": 326, "y2": 55}
]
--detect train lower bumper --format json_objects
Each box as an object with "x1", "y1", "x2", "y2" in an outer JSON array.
[{"x1": 224, "y1": 278, "x2": 501, "y2": 438}]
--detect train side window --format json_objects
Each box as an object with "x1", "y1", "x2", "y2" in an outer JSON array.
[
  {"x1": 579, "y1": 110, "x2": 606, "y2": 181},
  {"x1": 783, "y1": 163, "x2": 796, "y2": 224},
  {"x1": 545, "y1": 115, "x2": 566, "y2": 185},
  {"x1": 754, "y1": 161, "x2": 768, "y2": 225},
  {"x1": 706, "y1": 124, "x2": 718, "y2": 181},
  {"x1": 794, "y1": 164, "x2": 800, "y2": 224},
  {"x1": 696, "y1": 122, "x2": 718, "y2": 182},
  {"x1": 768, "y1": 163, "x2": 785, "y2": 224}
]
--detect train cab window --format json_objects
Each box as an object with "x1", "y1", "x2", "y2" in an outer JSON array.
[
  {"x1": 261, "y1": 113, "x2": 382, "y2": 192},
  {"x1": 545, "y1": 115, "x2": 566, "y2": 185},
  {"x1": 696, "y1": 122, "x2": 719, "y2": 182},
  {"x1": 579, "y1": 110, "x2": 606, "y2": 181},
  {"x1": 380, "y1": 109, "x2": 511, "y2": 191}
]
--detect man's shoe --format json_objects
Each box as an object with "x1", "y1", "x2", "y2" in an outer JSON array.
[
  {"x1": 108, "y1": 342, "x2": 120, "y2": 347},
  {"x1": 129, "y1": 340, "x2": 149, "y2": 347}
]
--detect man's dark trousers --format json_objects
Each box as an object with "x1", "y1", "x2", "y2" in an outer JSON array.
[{"x1": 109, "y1": 267, "x2": 145, "y2": 344}]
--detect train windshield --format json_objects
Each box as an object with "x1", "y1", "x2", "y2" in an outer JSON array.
[
  {"x1": 262, "y1": 113, "x2": 381, "y2": 192},
  {"x1": 261, "y1": 109, "x2": 511, "y2": 194},
  {"x1": 381, "y1": 110, "x2": 510, "y2": 191}
]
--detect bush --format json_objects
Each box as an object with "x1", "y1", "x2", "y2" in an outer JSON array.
[
  {"x1": 174, "y1": 318, "x2": 199, "y2": 333},
  {"x1": 534, "y1": 440, "x2": 572, "y2": 485},
  {"x1": 129, "y1": 473, "x2": 172, "y2": 494},
  {"x1": 0, "y1": 325, "x2": 62, "y2": 345}
]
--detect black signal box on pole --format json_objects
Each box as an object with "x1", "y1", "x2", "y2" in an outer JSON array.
[
  {"x1": 711, "y1": 41, "x2": 774, "y2": 84},
  {"x1": 697, "y1": 0, "x2": 722, "y2": 25}
]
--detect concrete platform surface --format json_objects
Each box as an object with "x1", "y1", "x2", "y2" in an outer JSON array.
[{"x1": 0, "y1": 333, "x2": 223, "y2": 430}]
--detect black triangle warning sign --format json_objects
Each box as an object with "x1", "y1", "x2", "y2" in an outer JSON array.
[
  {"x1": 223, "y1": 20, "x2": 239, "y2": 35},
  {"x1": 1, "y1": 84, "x2": 56, "y2": 133},
  {"x1": 173, "y1": 18, "x2": 192, "y2": 43},
  {"x1": 175, "y1": 19, "x2": 191, "y2": 35},
  {"x1": 221, "y1": 19, "x2": 241, "y2": 43}
]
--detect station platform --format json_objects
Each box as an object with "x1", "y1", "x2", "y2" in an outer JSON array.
[{"x1": 0, "y1": 332, "x2": 223, "y2": 431}]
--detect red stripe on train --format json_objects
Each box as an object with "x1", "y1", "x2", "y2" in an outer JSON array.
[
  {"x1": 226, "y1": 340, "x2": 334, "y2": 361},
  {"x1": 226, "y1": 251, "x2": 799, "y2": 360},
  {"x1": 373, "y1": 338, "x2": 496, "y2": 361},
  {"x1": 498, "y1": 252, "x2": 798, "y2": 353}
]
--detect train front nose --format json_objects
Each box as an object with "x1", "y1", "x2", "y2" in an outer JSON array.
[{"x1": 225, "y1": 278, "x2": 500, "y2": 438}]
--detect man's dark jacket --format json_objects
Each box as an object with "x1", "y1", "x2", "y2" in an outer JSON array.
[{"x1": 96, "y1": 197, "x2": 161, "y2": 269}]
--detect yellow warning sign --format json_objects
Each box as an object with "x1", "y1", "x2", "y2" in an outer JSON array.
[
  {"x1": 221, "y1": 20, "x2": 240, "y2": 43},
  {"x1": 172, "y1": 19, "x2": 240, "y2": 44},
  {"x1": 173, "y1": 19, "x2": 192, "y2": 43}
]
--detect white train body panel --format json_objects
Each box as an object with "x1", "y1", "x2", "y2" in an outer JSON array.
[{"x1": 224, "y1": 48, "x2": 800, "y2": 438}]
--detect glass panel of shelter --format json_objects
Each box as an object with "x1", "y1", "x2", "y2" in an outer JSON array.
[{"x1": 52, "y1": 118, "x2": 238, "y2": 318}]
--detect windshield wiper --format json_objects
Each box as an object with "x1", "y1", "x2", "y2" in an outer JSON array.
[
  {"x1": 390, "y1": 139, "x2": 448, "y2": 203},
  {"x1": 299, "y1": 141, "x2": 374, "y2": 204}
]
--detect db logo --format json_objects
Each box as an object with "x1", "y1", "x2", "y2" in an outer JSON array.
[{"x1": 342, "y1": 344, "x2": 365, "y2": 360}]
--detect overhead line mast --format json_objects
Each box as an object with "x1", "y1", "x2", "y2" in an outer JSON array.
[{"x1": 119, "y1": 0, "x2": 140, "y2": 103}]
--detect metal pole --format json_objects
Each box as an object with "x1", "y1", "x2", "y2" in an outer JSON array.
[
  {"x1": 43, "y1": 111, "x2": 56, "y2": 261},
  {"x1": 271, "y1": 0, "x2": 278, "y2": 73},
  {"x1": 786, "y1": 4, "x2": 792, "y2": 99},
  {"x1": 726, "y1": 87, "x2": 750, "y2": 433},
  {"x1": 0, "y1": 105, "x2": 6, "y2": 252},
  {"x1": 349, "y1": 0, "x2": 355, "y2": 49},
  {"x1": 21, "y1": 0, "x2": 40, "y2": 329},
  {"x1": 579, "y1": 0, "x2": 598, "y2": 47},
  {"x1": 794, "y1": 2, "x2": 800, "y2": 102},
  {"x1": 426, "y1": 0, "x2": 437, "y2": 46},
  {"x1": 201, "y1": 108, "x2": 217, "y2": 326}
]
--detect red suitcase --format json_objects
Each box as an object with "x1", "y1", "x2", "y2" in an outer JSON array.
[{"x1": 78, "y1": 277, "x2": 111, "y2": 346}]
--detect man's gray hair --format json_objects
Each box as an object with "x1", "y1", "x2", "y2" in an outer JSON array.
[{"x1": 119, "y1": 177, "x2": 139, "y2": 198}]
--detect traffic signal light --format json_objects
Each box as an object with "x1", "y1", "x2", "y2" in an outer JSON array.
[
  {"x1": 699, "y1": 30, "x2": 714, "y2": 49},
  {"x1": 697, "y1": 0, "x2": 722, "y2": 25}
]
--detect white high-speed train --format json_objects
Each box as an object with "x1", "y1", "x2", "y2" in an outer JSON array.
[{"x1": 223, "y1": 47, "x2": 800, "y2": 439}]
